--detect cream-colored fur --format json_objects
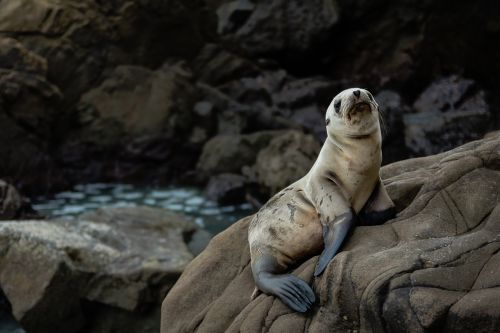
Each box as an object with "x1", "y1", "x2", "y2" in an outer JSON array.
[{"x1": 249, "y1": 88, "x2": 392, "y2": 271}]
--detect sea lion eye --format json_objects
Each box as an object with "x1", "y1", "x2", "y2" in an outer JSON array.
[
  {"x1": 326, "y1": 118, "x2": 330, "y2": 125},
  {"x1": 367, "y1": 91, "x2": 374, "y2": 102},
  {"x1": 334, "y1": 100, "x2": 341, "y2": 113}
]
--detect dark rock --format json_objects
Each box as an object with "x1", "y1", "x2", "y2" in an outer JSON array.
[
  {"x1": 272, "y1": 77, "x2": 340, "y2": 141},
  {"x1": 161, "y1": 134, "x2": 500, "y2": 333},
  {"x1": 196, "y1": 130, "x2": 285, "y2": 178},
  {"x1": 216, "y1": 0, "x2": 339, "y2": 57},
  {"x1": 0, "y1": 0, "x2": 211, "y2": 103},
  {"x1": 0, "y1": 206, "x2": 201, "y2": 333},
  {"x1": 404, "y1": 76, "x2": 491, "y2": 155},
  {"x1": 0, "y1": 288, "x2": 25, "y2": 333},
  {"x1": 376, "y1": 90, "x2": 412, "y2": 164},
  {"x1": 0, "y1": 180, "x2": 41, "y2": 220},
  {"x1": 0, "y1": 37, "x2": 47, "y2": 75},
  {"x1": 246, "y1": 130, "x2": 321, "y2": 195},
  {"x1": 0, "y1": 38, "x2": 65, "y2": 193},
  {"x1": 205, "y1": 173, "x2": 247, "y2": 205},
  {"x1": 191, "y1": 44, "x2": 261, "y2": 86},
  {"x1": 58, "y1": 62, "x2": 199, "y2": 183},
  {"x1": 212, "y1": 70, "x2": 339, "y2": 139}
]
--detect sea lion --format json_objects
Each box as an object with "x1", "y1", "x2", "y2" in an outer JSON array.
[{"x1": 248, "y1": 88, "x2": 396, "y2": 312}]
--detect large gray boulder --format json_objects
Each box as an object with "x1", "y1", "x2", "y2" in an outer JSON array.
[
  {"x1": 161, "y1": 134, "x2": 500, "y2": 333},
  {"x1": 0, "y1": 206, "x2": 201, "y2": 333}
]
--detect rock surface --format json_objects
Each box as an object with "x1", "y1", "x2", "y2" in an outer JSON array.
[
  {"x1": 161, "y1": 134, "x2": 500, "y2": 333},
  {"x1": 1, "y1": 0, "x2": 499, "y2": 195},
  {"x1": 0, "y1": 206, "x2": 201, "y2": 333},
  {"x1": 196, "y1": 130, "x2": 285, "y2": 179},
  {"x1": 0, "y1": 180, "x2": 40, "y2": 220},
  {"x1": 59, "y1": 62, "x2": 199, "y2": 183},
  {"x1": 204, "y1": 173, "x2": 247, "y2": 205},
  {"x1": 216, "y1": 0, "x2": 339, "y2": 56},
  {"x1": 404, "y1": 76, "x2": 491, "y2": 155},
  {"x1": 246, "y1": 131, "x2": 321, "y2": 195}
]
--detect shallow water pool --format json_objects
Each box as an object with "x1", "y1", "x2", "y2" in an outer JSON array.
[{"x1": 32, "y1": 183, "x2": 255, "y2": 235}]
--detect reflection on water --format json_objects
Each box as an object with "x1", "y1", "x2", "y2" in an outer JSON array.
[{"x1": 33, "y1": 183, "x2": 255, "y2": 235}]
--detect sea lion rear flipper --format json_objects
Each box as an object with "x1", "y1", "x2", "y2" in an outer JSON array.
[
  {"x1": 314, "y1": 210, "x2": 356, "y2": 276},
  {"x1": 359, "y1": 179, "x2": 396, "y2": 225}
]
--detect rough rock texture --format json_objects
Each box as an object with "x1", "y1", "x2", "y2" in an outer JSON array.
[
  {"x1": 0, "y1": 206, "x2": 201, "y2": 333},
  {"x1": 161, "y1": 135, "x2": 500, "y2": 333},
  {"x1": 196, "y1": 130, "x2": 285, "y2": 179},
  {"x1": 0, "y1": 37, "x2": 64, "y2": 192},
  {"x1": 404, "y1": 76, "x2": 492, "y2": 155},
  {"x1": 0, "y1": 180, "x2": 40, "y2": 220},
  {"x1": 0, "y1": 0, "x2": 213, "y2": 193},
  {"x1": 216, "y1": 0, "x2": 339, "y2": 56},
  {"x1": 2, "y1": 0, "x2": 499, "y2": 195},
  {"x1": 58, "y1": 62, "x2": 199, "y2": 183},
  {"x1": 246, "y1": 131, "x2": 321, "y2": 195},
  {"x1": 204, "y1": 173, "x2": 247, "y2": 205},
  {"x1": 376, "y1": 90, "x2": 411, "y2": 164}
]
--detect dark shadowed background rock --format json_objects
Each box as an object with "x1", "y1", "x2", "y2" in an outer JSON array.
[
  {"x1": 0, "y1": 206, "x2": 208, "y2": 333},
  {"x1": 0, "y1": 0, "x2": 499, "y2": 197},
  {"x1": 0, "y1": 180, "x2": 40, "y2": 220},
  {"x1": 161, "y1": 135, "x2": 500, "y2": 333}
]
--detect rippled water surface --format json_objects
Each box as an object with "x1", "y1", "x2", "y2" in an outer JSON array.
[{"x1": 33, "y1": 183, "x2": 255, "y2": 235}]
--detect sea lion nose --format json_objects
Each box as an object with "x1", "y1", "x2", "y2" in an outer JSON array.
[{"x1": 353, "y1": 90, "x2": 360, "y2": 98}]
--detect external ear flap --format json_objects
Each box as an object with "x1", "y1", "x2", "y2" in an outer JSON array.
[{"x1": 326, "y1": 118, "x2": 330, "y2": 125}]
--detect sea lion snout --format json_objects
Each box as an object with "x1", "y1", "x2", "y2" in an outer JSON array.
[
  {"x1": 347, "y1": 102, "x2": 371, "y2": 122},
  {"x1": 353, "y1": 89, "x2": 361, "y2": 98}
]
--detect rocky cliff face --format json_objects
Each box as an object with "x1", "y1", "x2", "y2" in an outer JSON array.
[
  {"x1": 0, "y1": 0, "x2": 498, "y2": 198},
  {"x1": 161, "y1": 135, "x2": 500, "y2": 333}
]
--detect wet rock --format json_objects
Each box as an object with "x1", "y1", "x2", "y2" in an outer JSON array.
[
  {"x1": 404, "y1": 76, "x2": 491, "y2": 155},
  {"x1": 0, "y1": 206, "x2": 199, "y2": 333},
  {"x1": 247, "y1": 130, "x2": 321, "y2": 195},
  {"x1": 196, "y1": 130, "x2": 285, "y2": 178},
  {"x1": 161, "y1": 134, "x2": 500, "y2": 333}
]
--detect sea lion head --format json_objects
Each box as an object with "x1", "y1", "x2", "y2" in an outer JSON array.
[{"x1": 325, "y1": 88, "x2": 380, "y2": 137}]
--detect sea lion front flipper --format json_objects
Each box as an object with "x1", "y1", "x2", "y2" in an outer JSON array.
[
  {"x1": 359, "y1": 179, "x2": 396, "y2": 225},
  {"x1": 252, "y1": 254, "x2": 316, "y2": 312},
  {"x1": 314, "y1": 210, "x2": 356, "y2": 277}
]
